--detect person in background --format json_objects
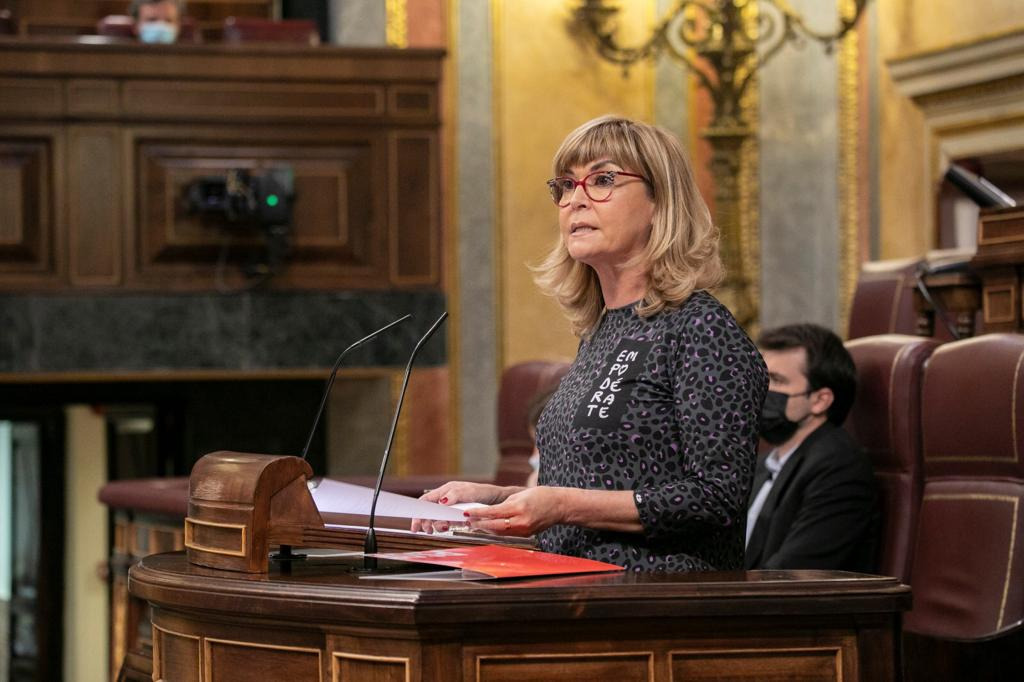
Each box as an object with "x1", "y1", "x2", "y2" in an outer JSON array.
[
  {"x1": 131, "y1": 0, "x2": 183, "y2": 44},
  {"x1": 417, "y1": 115, "x2": 768, "y2": 572},
  {"x1": 744, "y1": 323, "x2": 877, "y2": 572},
  {"x1": 525, "y1": 387, "x2": 557, "y2": 488}
]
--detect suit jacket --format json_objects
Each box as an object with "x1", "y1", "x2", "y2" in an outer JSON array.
[{"x1": 744, "y1": 421, "x2": 878, "y2": 572}]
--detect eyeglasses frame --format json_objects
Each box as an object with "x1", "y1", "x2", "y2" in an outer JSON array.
[{"x1": 546, "y1": 170, "x2": 649, "y2": 207}]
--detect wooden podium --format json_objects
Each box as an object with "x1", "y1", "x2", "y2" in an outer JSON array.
[{"x1": 130, "y1": 453, "x2": 911, "y2": 681}]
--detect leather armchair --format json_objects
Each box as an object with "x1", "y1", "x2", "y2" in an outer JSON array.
[
  {"x1": 903, "y1": 334, "x2": 1024, "y2": 679},
  {"x1": 845, "y1": 334, "x2": 939, "y2": 581},
  {"x1": 847, "y1": 257, "x2": 922, "y2": 339},
  {"x1": 908, "y1": 333, "x2": 1024, "y2": 639}
]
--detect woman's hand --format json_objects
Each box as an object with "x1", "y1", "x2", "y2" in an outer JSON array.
[
  {"x1": 421, "y1": 481, "x2": 511, "y2": 506},
  {"x1": 463, "y1": 486, "x2": 567, "y2": 536},
  {"x1": 410, "y1": 481, "x2": 520, "y2": 534}
]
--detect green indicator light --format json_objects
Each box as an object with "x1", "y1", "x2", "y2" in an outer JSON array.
[{"x1": 266, "y1": 194, "x2": 279, "y2": 207}]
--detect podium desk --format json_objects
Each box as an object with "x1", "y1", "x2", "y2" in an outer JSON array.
[{"x1": 130, "y1": 552, "x2": 909, "y2": 681}]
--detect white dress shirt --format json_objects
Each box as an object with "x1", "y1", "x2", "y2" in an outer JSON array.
[{"x1": 745, "y1": 446, "x2": 798, "y2": 548}]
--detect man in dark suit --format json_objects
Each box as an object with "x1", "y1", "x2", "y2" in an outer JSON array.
[{"x1": 744, "y1": 323, "x2": 877, "y2": 572}]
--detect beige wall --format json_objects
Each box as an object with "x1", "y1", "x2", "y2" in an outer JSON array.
[
  {"x1": 64, "y1": 405, "x2": 108, "y2": 682},
  {"x1": 493, "y1": 0, "x2": 657, "y2": 366},
  {"x1": 876, "y1": 0, "x2": 1024, "y2": 258}
]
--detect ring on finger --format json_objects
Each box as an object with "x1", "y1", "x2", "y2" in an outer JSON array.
[{"x1": 504, "y1": 517, "x2": 511, "y2": 531}]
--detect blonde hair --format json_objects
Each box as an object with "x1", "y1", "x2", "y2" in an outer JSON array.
[{"x1": 533, "y1": 115, "x2": 723, "y2": 337}]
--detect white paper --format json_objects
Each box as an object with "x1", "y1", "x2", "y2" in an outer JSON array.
[{"x1": 310, "y1": 477, "x2": 471, "y2": 522}]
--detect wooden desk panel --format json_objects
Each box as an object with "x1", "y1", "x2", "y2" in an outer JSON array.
[
  {"x1": 0, "y1": 38, "x2": 443, "y2": 292},
  {"x1": 131, "y1": 553, "x2": 910, "y2": 682}
]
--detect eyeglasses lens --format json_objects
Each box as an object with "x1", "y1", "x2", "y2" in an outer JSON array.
[{"x1": 548, "y1": 173, "x2": 616, "y2": 206}]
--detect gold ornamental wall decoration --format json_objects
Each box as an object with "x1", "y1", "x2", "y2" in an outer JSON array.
[{"x1": 572, "y1": 0, "x2": 868, "y2": 327}]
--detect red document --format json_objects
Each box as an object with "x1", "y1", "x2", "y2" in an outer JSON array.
[{"x1": 367, "y1": 544, "x2": 624, "y2": 580}]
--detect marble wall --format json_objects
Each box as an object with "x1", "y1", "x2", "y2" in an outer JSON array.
[
  {"x1": 758, "y1": 0, "x2": 843, "y2": 331},
  {"x1": 0, "y1": 291, "x2": 446, "y2": 373}
]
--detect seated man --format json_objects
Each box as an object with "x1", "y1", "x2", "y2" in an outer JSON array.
[
  {"x1": 131, "y1": 0, "x2": 183, "y2": 44},
  {"x1": 744, "y1": 323, "x2": 877, "y2": 572}
]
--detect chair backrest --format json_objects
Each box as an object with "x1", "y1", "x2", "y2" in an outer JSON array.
[
  {"x1": 847, "y1": 257, "x2": 922, "y2": 339},
  {"x1": 906, "y1": 333, "x2": 1024, "y2": 640},
  {"x1": 222, "y1": 17, "x2": 320, "y2": 45},
  {"x1": 845, "y1": 334, "x2": 939, "y2": 581},
  {"x1": 493, "y1": 360, "x2": 571, "y2": 486},
  {"x1": 96, "y1": 14, "x2": 134, "y2": 38}
]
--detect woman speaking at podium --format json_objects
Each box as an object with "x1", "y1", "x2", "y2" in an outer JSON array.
[{"x1": 421, "y1": 116, "x2": 768, "y2": 572}]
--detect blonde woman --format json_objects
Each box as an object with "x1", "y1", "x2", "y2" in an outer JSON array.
[{"x1": 422, "y1": 116, "x2": 767, "y2": 571}]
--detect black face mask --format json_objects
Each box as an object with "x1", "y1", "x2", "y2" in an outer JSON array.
[{"x1": 759, "y1": 389, "x2": 812, "y2": 445}]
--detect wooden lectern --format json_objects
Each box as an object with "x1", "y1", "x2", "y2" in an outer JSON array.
[
  {"x1": 130, "y1": 452, "x2": 911, "y2": 681},
  {"x1": 184, "y1": 451, "x2": 504, "y2": 574}
]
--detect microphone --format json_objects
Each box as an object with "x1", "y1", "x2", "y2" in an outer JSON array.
[
  {"x1": 299, "y1": 314, "x2": 412, "y2": 461},
  {"x1": 363, "y1": 312, "x2": 448, "y2": 567}
]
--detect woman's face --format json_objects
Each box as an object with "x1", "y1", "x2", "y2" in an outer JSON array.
[{"x1": 557, "y1": 160, "x2": 655, "y2": 272}]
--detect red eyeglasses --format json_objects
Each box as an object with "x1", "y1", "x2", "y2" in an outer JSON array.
[{"x1": 545, "y1": 170, "x2": 649, "y2": 207}]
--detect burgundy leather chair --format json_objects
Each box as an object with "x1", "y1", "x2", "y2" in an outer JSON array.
[
  {"x1": 221, "y1": 17, "x2": 320, "y2": 45},
  {"x1": 493, "y1": 360, "x2": 571, "y2": 485},
  {"x1": 847, "y1": 257, "x2": 922, "y2": 339},
  {"x1": 904, "y1": 333, "x2": 1024, "y2": 679},
  {"x1": 845, "y1": 334, "x2": 939, "y2": 581}
]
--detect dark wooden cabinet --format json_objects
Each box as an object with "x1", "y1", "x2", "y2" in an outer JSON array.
[{"x1": 0, "y1": 38, "x2": 444, "y2": 292}]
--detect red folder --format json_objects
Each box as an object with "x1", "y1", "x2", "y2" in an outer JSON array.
[{"x1": 368, "y1": 544, "x2": 624, "y2": 580}]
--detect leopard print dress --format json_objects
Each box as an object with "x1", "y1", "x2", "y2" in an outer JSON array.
[{"x1": 536, "y1": 291, "x2": 768, "y2": 572}]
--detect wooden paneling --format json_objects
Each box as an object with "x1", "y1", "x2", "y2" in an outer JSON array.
[
  {"x1": 122, "y1": 81, "x2": 386, "y2": 122},
  {"x1": 476, "y1": 652, "x2": 654, "y2": 682},
  {"x1": 670, "y1": 647, "x2": 843, "y2": 681},
  {"x1": 153, "y1": 625, "x2": 201, "y2": 682},
  {"x1": 0, "y1": 132, "x2": 61, "y2": 285},
  {"x1": 333, "y1": 653, "x2": 409, "y2": 682},
  {"x1": 127, "y1": 133, "x2": 388, "y2": 289},
  {"x1": 206, "y1": 639, "x2": 321, "y2": 682},
  {"x1": 0, "y1": 78, "x2": 63, "y2": 118},
  {"x1": 0, "y1": 40, "x2": 443, "y2": 292},
  {"x1": 68, "y1": 125, "x2": 121, "y2": 285},
  {"x1": 66, "y1": 79, "x2": 119, "y2": 117},
  {"x1": 390, "y1": 133, "x2": 439, "y2": 285}
]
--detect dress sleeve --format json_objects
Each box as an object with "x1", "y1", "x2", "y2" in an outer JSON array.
[{"x1": 633, "y1": 305, "x2": 768, "y2": 542}]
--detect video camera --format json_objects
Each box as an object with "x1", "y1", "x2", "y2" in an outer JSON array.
[
  {"x1": 186, "y1": 167, "x2": 294, "y2": 226},
  {"x1": 185, "y1": 167, "x2": 294, "y2": 280}
]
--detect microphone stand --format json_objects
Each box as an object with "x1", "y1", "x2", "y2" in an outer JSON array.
[
  {"x1": 273, "y1": 314, "x2": 411, "y2": 567},
  {"x1": 363, "y1": 312, "x2": 448, "y2": 570},
  {"x1": 299, "y1": 314, "x2": 412, "y2": 461}
]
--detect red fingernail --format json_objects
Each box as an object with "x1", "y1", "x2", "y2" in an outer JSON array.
[
  {"x1": 440, "y1": 497, "x2": 448, "y2": 504},
  {"x1": 463, "y1": 512, "x2": 470, "y2": 517},
  {"x1": 440, "y1": 525, "x2": 449, "y2": 531}
]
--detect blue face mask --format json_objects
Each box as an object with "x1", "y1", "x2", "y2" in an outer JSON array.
[{"x1": 139, "y1": 21, "x2": 179, "y2": 44}]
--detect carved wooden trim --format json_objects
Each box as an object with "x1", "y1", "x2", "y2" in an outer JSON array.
[
  {"x1": 0, "y1": 130, "x2": 62, "y2": 286},
  {"x1": 333, "y1": 651, "x2": 410, "y2": 682},
  {"x1": 206, "y1": 637, "x2": 323, "y2": 682},
  {"x1": 68, "y1": 125, "x2": 122, "y2": 286},
  {"x1": 152, "y1": 623, "x2": 202, "y2": 682},
  {"x1": 388, "y1": 131, "x2": 439, "y2": 286},
  {"x1": 184, "y1": 517, "x2": 248, "y2": 558},
  {"x1": 983, "y1": 284, "x2": 1017, "y2": 324}
]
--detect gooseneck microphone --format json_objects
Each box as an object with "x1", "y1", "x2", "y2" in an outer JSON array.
[
  {"x1": 363, "y1": 312, "x2": 448, "y2": 566},
  {"x1": 299, "y1": 314, "x2": 413, "y2": 461}
]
